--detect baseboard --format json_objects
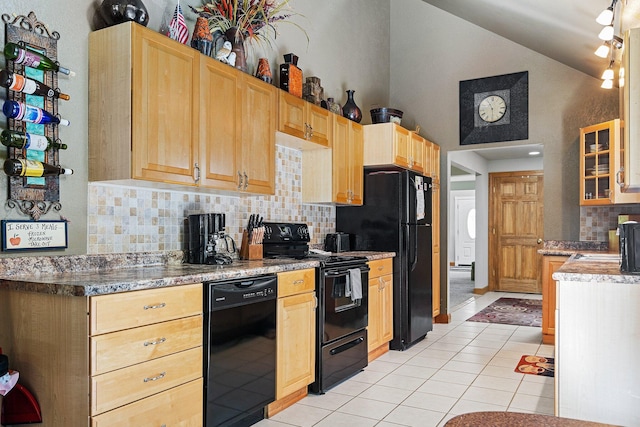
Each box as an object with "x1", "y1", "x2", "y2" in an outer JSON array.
[
  {"x1": 368, "y1": 343, "x2": 389, "y2": 362},
  {"x1": 266, "y1": 387, "x2": 307, "y2": 417},
  {"x1": 434, "y1": 313, "x2": 451, "y2": 323},
  {"x1": 473, "y1": 286, "x2": 489, "y2": 295}
]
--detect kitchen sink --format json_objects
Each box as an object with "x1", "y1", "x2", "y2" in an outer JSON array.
[{"x1": 573, "y1": 253, "x2": 620, "y2": 262}]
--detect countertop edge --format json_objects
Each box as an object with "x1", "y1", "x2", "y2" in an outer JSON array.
[{"x1": 0, "y1": 251, "x2": 396, "y2": 296}]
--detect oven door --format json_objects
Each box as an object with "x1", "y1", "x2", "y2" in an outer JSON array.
[{"x1": 322, "y1": 265, "x2": 369, "y2": 343}]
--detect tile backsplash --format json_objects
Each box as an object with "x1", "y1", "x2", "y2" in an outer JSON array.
[
  {"x1": 87, "y1": 145, "x2": 335, "y2": 254},
  {"x1": 580, "y1": 204, "x2": 640, "y2": 242}
]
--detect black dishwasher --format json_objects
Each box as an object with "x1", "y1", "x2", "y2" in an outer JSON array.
[{"x1": 204, "y1": 275, "x2": 277, "y2": 427}]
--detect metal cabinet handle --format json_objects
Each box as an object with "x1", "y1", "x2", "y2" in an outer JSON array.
[
  {"x1": 143, "y1": 303, "x2": 166, "y2": 310},
  {"x1": 143, "y1": 372, "x2": 166, "y2": 383},
  {"x1": 293, "y1": 279, "x2": 305, "y2": 285},
  {"x1": 377, "y1": 266, "x2": 384, "y2": 271},
  {"x1": 193, "y1": 162, "x2": 200, "y2": 183},
  {"x1": 237, "y1": 171, "x2": 243, "y2": 189},
  {"x1": 617, "y1": 168, "x2": 624, "y2": 187},
  {"x1": 243, "y1": 172, "x2": 248, "y2": 190},
  {"x1": 378, "y1": 276, "x2": 385, "y2": 290},
  {"x1": 143, "y1": 337, "x2": 167, "y2": 347}
]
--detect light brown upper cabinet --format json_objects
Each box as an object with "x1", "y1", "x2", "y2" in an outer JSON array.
[
  {"x1": 364, "y1": 123, "x2": 426, "y2": 173},
  {"x1": 580, "y1": 119, "x2": 640, "y2": 205},
  {"x1": 89, "y1": 22, "x2": 275, "y2": 195},
  {"x1": 301, "y1": 115, "x2": 363, "y2": 205},
  {"x1": 278, "y1": 91, "x2": 331, "y2": 148}
]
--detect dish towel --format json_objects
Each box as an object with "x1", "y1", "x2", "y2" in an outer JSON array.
[{"x1": 348, "y1": 268, "x2": 362, "y2": 302}]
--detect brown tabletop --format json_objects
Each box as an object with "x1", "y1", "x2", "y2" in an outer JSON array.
[{"x1": 445, "y1": 412, "x2": 618, "y2": 427}]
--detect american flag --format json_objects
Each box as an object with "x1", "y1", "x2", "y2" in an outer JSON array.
[{"x1": 168, "y1": 3, "x2": 189, "y2": 44}]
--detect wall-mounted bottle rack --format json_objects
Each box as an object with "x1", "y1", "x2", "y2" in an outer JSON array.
[{"x1": 2, "y1": 11, "x2": 66, "y2": 220}]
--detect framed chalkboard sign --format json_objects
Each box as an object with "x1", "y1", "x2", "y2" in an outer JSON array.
[{"x1": 2, "y1": 219, "x2": 68, "y2": 251}]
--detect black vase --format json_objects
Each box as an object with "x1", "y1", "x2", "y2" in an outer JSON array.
[
  {"x1": 95, "y1": 0, "x2": 149, "y2": 30},
  {"x1": 342, "y1": 90, "x2": 362, "y2": 123}
]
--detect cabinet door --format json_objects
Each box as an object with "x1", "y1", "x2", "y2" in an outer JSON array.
[
  {"x1": 431, "y1": 142, "x2": 440, "y2": 181},
  {"x1": 368, "y1": 277, "x2": 382, "y2": 352},
  {"x1": 278, "y1": 91, "x2": 306, "y2": 140},
  {"x1": 410, "y1": 133, "x2": 425, "y2": 173},
  {"x1": 348, "y1": 121, "x2": 364, "y2": 205},
  {"x1": 333, "y1": 115, "x2": 351, "y2": 204},
  {"x1": 542, "y1": 255, "x2": 568, "y2": 344},
  {"x1": 276, "y1": 292, "x2": 316, "y2": 399},
  {"x1": 307, "y1": 103, "x2": 331, "y2": 147},
  {"x1": 200, "y1": 58, "x2": 241, "y2": 190},
  {"x1": 432, "y1": 181, "x2": 441, "y2": 317},
  {"x1": 393, "y1": 125, "x2": 411, "y2": 169},
  {"x1": 132, "y1": 28, "x2": 199, "y2": 185},
  {"x1": 241, "y1": 75, "x2": 276, "y2": 194},
  {"x1": 580, "y1": 121, "x2": 613, "y2": 205},
  {"x1": 380, "y1": 274, "x2": 394, "y2": 343}
]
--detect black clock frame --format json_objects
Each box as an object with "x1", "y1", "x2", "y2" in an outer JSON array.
[{"x1": 459, "y1": 71, "x2": 528, "y2": 145}]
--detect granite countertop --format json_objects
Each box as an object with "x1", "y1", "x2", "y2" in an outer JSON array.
[
  {"x1": 0, "y1": 250, "x2": 394, "y2": 297},
  {"x1": 552, "y1": 252, "x2": 640, "y2": 284},
  {"x1": 538, "y1": 240, "x2": 610, "y2": 256}
]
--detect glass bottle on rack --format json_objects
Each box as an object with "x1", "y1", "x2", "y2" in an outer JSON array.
[
  {"x1": 2, "y1": 100, "x2": 70, "y2": 126},
  {"x1": 0, "y1": 69, "x2": 70, "y2": 100},
  {"x1": 1, "y1": 129, "x2": 67, "y2": 151},
  {"x1": 3, "y1": 158, "x2": 73, "y2": 177},
  {"x1": 2, "y1": 42, "x2": 74, "y2": 76}
]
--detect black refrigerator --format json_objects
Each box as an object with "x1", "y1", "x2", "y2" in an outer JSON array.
[{"x1": 336, "y1": 167, "x2": 433, "y2": 350}]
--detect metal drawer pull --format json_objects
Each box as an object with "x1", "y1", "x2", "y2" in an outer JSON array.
[
  {"x1": 293, "y1": 279, "x2": 305, "y2": 285},
  {"x1": 377, "y1": 266, "x2": 384, "y2": 271},
  {"x1": 143, "y1": 372, "x2": 166, "y2": 383},
  {"x1": 143, "y1": 337, "x2": 166, "y2": 346},
  {"x1": 143, "y1": 302, "x2": 166, "y2": 310}
]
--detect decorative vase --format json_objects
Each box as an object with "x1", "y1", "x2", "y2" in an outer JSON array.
[
  {"x1": 95, "y1": 0, "x2": 149, "y2": 29},
  {"x1": 327, "y1": 98, "x2": 342, "y2": 116},
  {"x1": 191, "y1": 17, "x2": 213, "y2": 56},
  {"x1": 225, "y1": 27, "x2": 247, "y2": 73},
  {"x1": 279, "y1": 53, "x2": 302, "y2": 98},
  {"x1": 342, "y1": 90, "x2": 362, "y2": 123},
  {"x1": 255, "y1": 58, "x2": 272, "y2": 83}
]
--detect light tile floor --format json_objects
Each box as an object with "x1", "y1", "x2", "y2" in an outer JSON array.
[{"x1": 258, "y1": 291, "x2": 553, "y2": 427}]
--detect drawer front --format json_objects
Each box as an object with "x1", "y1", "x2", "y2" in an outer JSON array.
[
  {"x1": 91, "y1": 378, "x2": 203, "y2": 427},
  {"x1": 368, "y1": 258, "x2": 393, "y2": 279},
  {"x1": 90, "y1": 283, "x2": 202, "y2": 335},
  {"x1": 91, "y1": 315, "x2": 203, "y2": 375},
  {"x1": 278, "y1": 268, "x2": 315, "y2": 297},
  {"x1": 91, "y1": 347, "x2": 202, "y2": 415}
]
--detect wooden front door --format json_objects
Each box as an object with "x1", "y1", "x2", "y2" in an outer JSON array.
[{"x1": 489, "y1": 171, "x2": 544, "y2": 293}]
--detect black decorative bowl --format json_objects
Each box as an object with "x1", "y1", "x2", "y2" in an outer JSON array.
[
  {"x1": 95, "y1": 0, "x2": 149, "y2": 30},
  {"x1": 370, "y1": 108, "x2": 403, "y2": 124}
]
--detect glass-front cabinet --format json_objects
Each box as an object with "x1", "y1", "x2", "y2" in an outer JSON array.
[
  {"x1": 580, "y1": 120, "x2": 613, "y2": 205},
  {"x1": 580, "y1": 118, "x2": 640, "y2": 205}
]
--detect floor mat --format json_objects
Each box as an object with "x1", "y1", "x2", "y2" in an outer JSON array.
[
  {"x1": 514, "y1": 355, "x2": 554, "y2": 377},
  {"x1": 466, "y1": 297, "x2": 542, "y2": 327}
]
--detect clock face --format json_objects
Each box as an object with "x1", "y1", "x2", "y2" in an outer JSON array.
[{"x1": 478, "y1": 95, "x2": 507, "y2": 123}]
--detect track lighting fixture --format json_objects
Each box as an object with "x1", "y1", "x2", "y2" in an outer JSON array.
[
  {"x1": 601, "y1": 62, "x2": 615, "y2": 80},
  {"x1": 601, "y1": 79, "x2": 614, "y2": 89},
  {"x1": 596, "y1": 0, "x2": 617, "y2": 26},
  {"x1": 599, "y1": 24, "x2": 615, "y2": 41}
]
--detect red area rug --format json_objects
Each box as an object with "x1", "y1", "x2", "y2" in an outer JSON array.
[
  {"x1": 515, "y1": 355, "x2": 554, "y2": 377},
  {"x1": 466, "y1": 297, "x2": 542, "y2": 327}
]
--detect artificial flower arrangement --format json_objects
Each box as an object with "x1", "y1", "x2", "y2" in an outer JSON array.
[{"x1": 189, "y1": 0, "x2": 305, "y2": 48}]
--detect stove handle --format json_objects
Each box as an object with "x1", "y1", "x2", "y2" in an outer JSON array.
[
  {"x1": 324, "y1": 265, "x2": 370, "y2": 278},
  {"x1": 329, "y1": 336, "x2": 365, "y2": 355}
]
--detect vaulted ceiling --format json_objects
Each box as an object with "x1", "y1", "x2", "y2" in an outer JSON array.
[{"x1": 421, "y1": 0, "x2": 640, "y2": 79}]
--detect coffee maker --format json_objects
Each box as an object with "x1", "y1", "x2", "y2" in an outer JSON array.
[{"x1": 187, "y1": 213, "x2": 227, "y2": 264}]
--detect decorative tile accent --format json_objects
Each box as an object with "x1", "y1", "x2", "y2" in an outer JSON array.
[
  {"x1": 579, "y1": 205, "x2": 640, "y2": 242},
  {"x1": 88, "y1": 145, "x2": 335, "y2": 254}
]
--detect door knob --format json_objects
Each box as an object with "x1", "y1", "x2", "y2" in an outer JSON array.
[{"x1": 537, "y1": 238, "x2": 543, "y2": 244}]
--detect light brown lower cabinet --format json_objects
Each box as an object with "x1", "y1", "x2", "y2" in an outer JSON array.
[
  {"x1": 367, "y1": 258, "x2": 394, "y2": 361},
  {"x1": 541, "y1": 255, "x2": 568, "y2": 344},
  {"x1": 0, "y1": 283, "x2": 203, "y2": 427},
  {"x1": 269, "y1": 269, "x2": 316, "y2": 416}
]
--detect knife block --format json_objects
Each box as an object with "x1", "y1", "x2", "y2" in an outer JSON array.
[{"x1": 239, "y1": 230, "x2": 263, "y2": 260}]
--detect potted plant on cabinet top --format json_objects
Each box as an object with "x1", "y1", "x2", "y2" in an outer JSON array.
[{"x1": 190, "y1": 0, "x2": 306, "y2": 73}]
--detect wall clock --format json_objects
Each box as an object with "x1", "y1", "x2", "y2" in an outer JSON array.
[{"x1": 459, "y1": 71, "x2": 528, "y2": 145}]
